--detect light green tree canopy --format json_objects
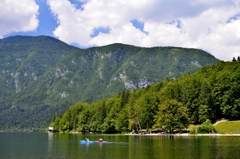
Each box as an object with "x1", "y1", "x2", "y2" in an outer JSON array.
[{"x1": 154, "y1": 99, "x2": 189, "y2": 133}]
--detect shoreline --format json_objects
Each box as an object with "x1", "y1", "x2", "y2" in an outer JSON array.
[
  {"x1": 126, "y1": 133, "x2": 240, "y2": 136},
  {"x1": 47, "y1": 130, "x2": 240, "y2": 136}
]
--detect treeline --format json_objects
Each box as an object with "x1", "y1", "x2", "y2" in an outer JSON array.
[
  {"x1": 232, "y1": 56, "x2": 240, "y2": 62},
  {"x1": 50, "y1": 61, "x2": 240, "y2": 133},
  {"x1": 0, "y1": 105, "x2": 68, "y2": 132}
]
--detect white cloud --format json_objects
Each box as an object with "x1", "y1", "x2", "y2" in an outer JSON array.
[
  {"x1": 195, "y1": 17, "x2": 240, "y2": 61},
  {"x1": 0, "y1": 0, "x2": 39, "y2": 38},
  {"x1": 90, "y1": 23, "x2": 148, "y2": 46},
  {"x1": 47, "y1": 0, "x2": 240, "y2": 61}
]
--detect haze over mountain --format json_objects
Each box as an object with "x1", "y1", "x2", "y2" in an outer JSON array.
[{"x1": 0, "y1": 36, "x2": 218, "y2": 131}]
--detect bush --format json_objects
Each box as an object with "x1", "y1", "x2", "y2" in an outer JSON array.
[
  {"x1": 189, "y1": 125, "x2": 197, "y2": 134},
  {"x1": 197, "y1": 119, "x2": 216, "y2": 134}
]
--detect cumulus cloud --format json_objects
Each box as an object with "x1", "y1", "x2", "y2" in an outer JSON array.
[
  {"x1": 0, "y1": 0, "x2": 39, "y2": 38},
  {"x1": 47, "y1": 0, "x2": 240, "y2": 61}
]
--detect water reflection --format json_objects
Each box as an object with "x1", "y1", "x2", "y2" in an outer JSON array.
[
  {"x1": 47, "y1": 132, "x2": 53, "y2": 158},
  {"x1": 46, "y1": 134, "x2": 240, "y2": 159}
]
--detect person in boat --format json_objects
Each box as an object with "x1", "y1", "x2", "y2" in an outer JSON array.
[
  {"x1": 85, "y1": 137, "x2": 89, "y2": 141},
  {"x1": 98, "y1": 138, "x2": 103, "y2": 142}
]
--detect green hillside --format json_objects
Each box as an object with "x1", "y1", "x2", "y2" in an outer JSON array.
[
  {"x1": 50, "y1": 61, "x2": 240, "y2": 133},
  {"x1": 0, "y1": 36, "x2": 218, "y2": 131}
]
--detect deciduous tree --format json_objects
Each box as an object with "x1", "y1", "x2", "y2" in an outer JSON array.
[{"x1": 154, "y1": 99, "x2": 189, "y2": 133}]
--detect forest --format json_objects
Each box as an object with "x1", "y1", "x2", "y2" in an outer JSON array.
[{"x1": 49, "y1": 60, "x2": 240, "y2": 133}]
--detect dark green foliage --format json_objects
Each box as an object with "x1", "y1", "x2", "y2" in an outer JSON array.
[
  {"x1": 0, "y1": 36, "x2": 218, "y2": 131},
  {"x1": 50, "y1": 61, "x2": 240, "y2": 133}
]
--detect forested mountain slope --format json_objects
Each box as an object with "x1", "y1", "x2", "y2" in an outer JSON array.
[
  {"x1": 0, "y1": 36, "x2": 218, "y2": 131},
  {"x1": 50, "y1": 61, "x2": 240, "y2": 133}
]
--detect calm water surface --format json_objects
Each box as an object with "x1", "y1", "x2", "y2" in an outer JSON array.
[{"x1": 0, "y1": 132, "x2": 240, "y2": 159}]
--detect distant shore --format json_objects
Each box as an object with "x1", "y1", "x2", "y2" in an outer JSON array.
[{"x1": 126, "y1": 133, "x2": 240, "y2": 136}]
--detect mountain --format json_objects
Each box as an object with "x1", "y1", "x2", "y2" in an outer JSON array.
[{"x1": 0, "y1": 35, "x2": 219, "y2": 131}]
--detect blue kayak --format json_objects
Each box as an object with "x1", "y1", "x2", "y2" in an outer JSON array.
[
  {"x1": 79, "y1": 140, "x2": 94, "y2": 144},
  {"x1": 79, "y1": 140, "x2": 108, "y2": 144}
]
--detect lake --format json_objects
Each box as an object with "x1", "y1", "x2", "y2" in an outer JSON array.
[{"x1": 0, "y1": 132, "x2": 240, "y2": 159}]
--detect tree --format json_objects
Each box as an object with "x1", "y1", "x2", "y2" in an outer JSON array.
[
  {"x1": 115, "y1": 107, "x2": 129, "y2": 132},
  {"x1": 213, "y1": 70, "x2": 240, "y2": 119},
  {"x1": 198, "y1": 81, "x2": 214, "y2": 122},
  {"x1": 154, "y1": 99, "x2": 189, "y2": 133},
  {"x1": 134, "y1": 94, "x2": 159, "y2": 131},
  {"x1": 180, "y1": 78, "x2": 201, "y2": 123},
  {"x1": 221, "y1": 84, "x2": 240, "y2": 119},
  {"x1": 232, "y1": 57, "x2": 237, "y2": 62}
]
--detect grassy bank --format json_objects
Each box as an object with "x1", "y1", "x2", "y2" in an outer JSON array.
[
  {"x1": 214, "y1": 121, "x2": 240, "y2": 134},
  {"x1": 187, "y1": 120, "x2": 240, "y2": 134}
]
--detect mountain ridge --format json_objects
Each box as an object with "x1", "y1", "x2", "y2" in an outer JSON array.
[{"x1": 0, "y1": 35, "x2": 219, "y2": 131}]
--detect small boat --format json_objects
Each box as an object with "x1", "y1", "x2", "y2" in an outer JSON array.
[
  {"x1": 79, "y1": 140, "x2": 108, "y2": 144},
  {"x1": 79, "y1": 140, "x2": 94, "y2": 144}
]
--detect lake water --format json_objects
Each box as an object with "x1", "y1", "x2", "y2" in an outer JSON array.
[{"x1": 1, "y1": 132, "x2": 240, "y2": 159}]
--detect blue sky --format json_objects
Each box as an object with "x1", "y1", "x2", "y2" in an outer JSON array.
[{"x1": 1, "y1": 0, "x2": 240, "y2": 61}]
